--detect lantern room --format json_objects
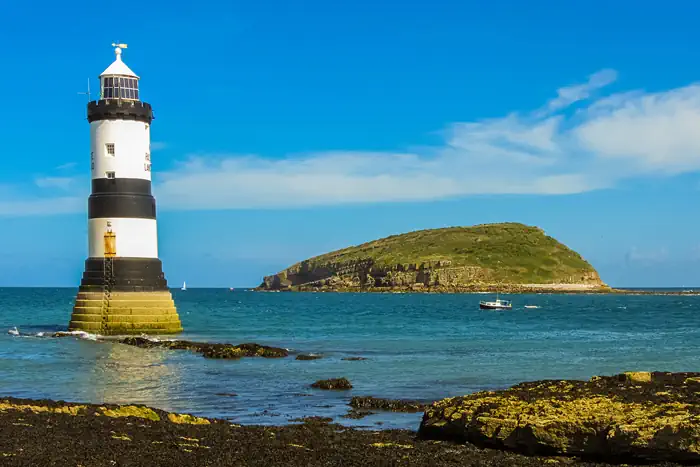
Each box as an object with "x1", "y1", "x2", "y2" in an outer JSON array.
[{"x1": 99, "y1": 45, "x2": 140, "y2": 101}]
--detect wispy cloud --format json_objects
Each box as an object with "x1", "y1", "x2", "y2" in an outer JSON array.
[
  {"x1": 153, "y1": 69, "x2": 700, "y2": 210},
  {"x1": 55, "y1": 162, "x2": 77, "y2": 171},
  {"x1": 151, "y1": 141, "x2": 168, "y2": 151},
  {"x1": 34, "y1": 176, "x2": 78, "y2": 191},
  {"x1": 0, "y1": 196, "x2": 84, "y2": 216},
  {"x1": 0, "y1": 178, "x2": 86, "y2": 217},
  {"x1": 5, "y1": 69, "x2": 700, "y2": 215},
  {"x1": 542, "y1": 69, "x2": 618, "y2": 114},
  {"x1": 575, "y1": 85, "x2": 700, "y2": 174},
  {"x1": 624, "y1": 246, "x2": 669, "y2": 265}
]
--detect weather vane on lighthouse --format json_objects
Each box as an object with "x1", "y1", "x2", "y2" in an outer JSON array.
[
  {"x1": 68, "y1": 43, "x2": 183, "y2": 336},
  {"x1": 111, "y1": 42, "x2": 128, "y2": 57}
]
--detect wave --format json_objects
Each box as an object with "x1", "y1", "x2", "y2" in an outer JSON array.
[{"x1": 7, "y1": 327, "x2": 102, "y2": 341}]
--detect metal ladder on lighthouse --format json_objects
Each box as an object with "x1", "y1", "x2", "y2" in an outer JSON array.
[{"x1": 100, "y1": 256, "x2": 115, "y2": 334}]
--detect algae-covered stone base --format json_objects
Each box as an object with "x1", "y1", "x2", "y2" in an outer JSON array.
[
  {"x1": 0, "y1": 396, "x2": 680, "y2": 466},
  {"x1": 68, "y1": 288, "x2": 183, "y2": 335},
  {"x1": 419, "y1": 371, "x2": 700, "y2": 464}
]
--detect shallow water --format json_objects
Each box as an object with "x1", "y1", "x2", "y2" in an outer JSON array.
[{"x1": 1, "y1": 288, "x2": 699, "y2": 429}]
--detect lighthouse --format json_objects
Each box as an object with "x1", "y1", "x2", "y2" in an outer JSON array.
[{"x1": 69, "y1": 44, "x2": 182, "y2": 335}]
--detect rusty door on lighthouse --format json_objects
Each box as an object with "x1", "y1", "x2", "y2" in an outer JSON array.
[{"x1": 104, "y1": 226, "x2": 116, "y2": 258}]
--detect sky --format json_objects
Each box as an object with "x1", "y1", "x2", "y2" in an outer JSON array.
[{"x1": 1, "y1": 0, "x2": 700, "y2": 287}]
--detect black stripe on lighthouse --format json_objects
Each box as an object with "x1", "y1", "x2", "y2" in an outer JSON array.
[
  {"x1": 92, "y1": 178, "x2": 152, "y2": 195},
  {"x1": 78, "y1": 258, "x2": 170, "y2": 291},
  {"x1": 89, "y1": 177, "x2": 157, "y2": 219},
  {"x1": 88, "y1": 194, "x2": 156, "y2": 219}
]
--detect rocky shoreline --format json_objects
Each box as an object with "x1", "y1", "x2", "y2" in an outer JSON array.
[
  {"x1": 420, "y1": 371, "x2": 700, "y2": 464},
  {"x1": 256, "y1": 285, "x2": 699, "y2": 296},
  {"x1": 1, "y1": 372, "x2": 698, "y2": 466},
  {"x1": 0, "y1": 394, "x2": 687, "y2": 467}
]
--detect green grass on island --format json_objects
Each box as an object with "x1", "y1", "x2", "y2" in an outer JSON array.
[{"x1": 286, "y1": 222, "x2": 600, "y2": 285}]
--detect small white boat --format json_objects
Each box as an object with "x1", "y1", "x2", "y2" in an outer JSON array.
[
  {"x1": 524, "y1": 305, "x2": 540, "y2": 309},
  {"x1": 479, "y1": 298, "x2": 512, "y2": 310},
  {"x1": 181, "y1": 281, "x2": 187, "y2": 291}
]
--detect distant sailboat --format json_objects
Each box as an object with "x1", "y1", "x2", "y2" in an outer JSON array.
[{"x1": 181, "y1": 281, "x2": 187, "y2": 291}]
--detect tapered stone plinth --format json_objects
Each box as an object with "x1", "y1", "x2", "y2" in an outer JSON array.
[
  {"x1": 69, "y1": 258, "x2": 182, "y2": 335},
  {"x1": 69, "y1": 287, "x2": 182, "y2": 335}
]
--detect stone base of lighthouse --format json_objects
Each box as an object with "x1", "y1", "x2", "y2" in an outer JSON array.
[{"x1": 69, "y1": 258, "x2": 183, "y2": 335}]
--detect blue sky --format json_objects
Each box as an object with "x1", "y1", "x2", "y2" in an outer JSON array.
[{"x1": 1, "y1": 0, "x2": 700, "y2": 287}]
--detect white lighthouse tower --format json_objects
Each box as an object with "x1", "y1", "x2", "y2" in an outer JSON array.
[{"x1": 69, "y1": 44, "x2": 182, "y2": 335}]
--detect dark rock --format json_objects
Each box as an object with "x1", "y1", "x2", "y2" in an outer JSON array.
[
  {"x1": 419, "y1": 371, "x2": 700, "y2": 464},
  {"x1": 117, "y1": 337, "x2": 289, "y2": 360},
  {"x1": 350, "y1": 396, "x2": 430, "y2": 413},
  {"x1": 311, "y1": 378, "x2": 353, "y2": 390},
  {"x1": 214, "y1": 393, "x2": 238, "y2": 397},
  {"x1": 341, "y1": 410, "x2": 374, "y2": 420},
  {"x1": 200, "y1": 344, "x2": 247, "y2": 359},
  {"x1": 295, "y1": 354, "x2": 323, "y2": 361},
  {"x1": 235, "y1": 343, "x2": 289, "y2": 358},
  {"x1": 289, "y1": 416, "x2": 333, "y2": 424},
  {"x1": 118, "y1": 337, "x2": 207, "y2": 352},
  {"x1": 250, "y1": 410, "x2": 281, "y2": 417},
  {"x1": 342, "y1": 357, "x2": 368, "y2": 361}
]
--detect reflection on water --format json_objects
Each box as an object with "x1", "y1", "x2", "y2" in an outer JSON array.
[{"x1": 81, "y1": 342, "x2": 183, "y2": 412}]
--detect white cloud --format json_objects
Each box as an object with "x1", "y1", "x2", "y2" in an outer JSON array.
[
  {"x1": 575, "y1": 85, "x2": 700, "y2": 174},
  {"x1": 625, "y1": 246, "x2": 669, "y2": 264},
  {"x1": 55, "y1": 162, "x2": 77, "y2": 171},
  {"x1": 0, "y1": 196, "x2": 83, "y2": 217},
  {"x1": 34, "y1": 176, "x2": 78, "y2": 191},
  {"x1": 6, "y1": 69, "x2": 700, "y2": 214},
  {"x1": 544, "y1": 69, "x2": 618, "y2": 114},
  {"x1": 150, "y1": 69, "x2": 627, "y2": 210},
  {"x1": 151, "y1": 71, "x2": 700, "y2": 211},
  {"x1": 0, "y1": 179, "x2": 86, "y2": 217}
]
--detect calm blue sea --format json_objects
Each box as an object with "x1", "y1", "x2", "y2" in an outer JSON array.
[{"x1": 0, "y1": 288, "x2": 699, "y2": 430}]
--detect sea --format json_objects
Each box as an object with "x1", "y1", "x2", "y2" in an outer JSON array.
[{"x1": 0, "y1": 288, "x2": 699, "y2": 430}]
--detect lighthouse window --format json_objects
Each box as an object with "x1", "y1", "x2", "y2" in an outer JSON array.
[
  {"x1": 102, "y1": 76, "x2": 139, "y2": 101},
  {"x1": 105, "y1": 143, "x2": 115, "y2": 156},
  {"x1": 106, "y1": 171, "x2": 115, "y2": 179}
]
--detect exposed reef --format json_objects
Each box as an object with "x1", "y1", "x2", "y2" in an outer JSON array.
[
  {"x1": 296, "y1": 354, "x2": 323, "y2": 361},
  {"x1": 419, "y1": 371, "x2": 700, "y2": 464},
  {"x1": 311, "y1": 378, "x2": 353, "y2": 390},
  {"x1": 342, "y1": 396, "x2": 433, "y2": 420},
  {"x1": 350, "y1": 396, "x2": 431, "y2": 413},
  {"x1": 117, "y1": 336, "x2": 289, "y2": 359}
]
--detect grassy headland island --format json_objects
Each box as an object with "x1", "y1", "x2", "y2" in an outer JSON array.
[{"x1": 257, "y1": 222, "x2": 611, "y2": 294}]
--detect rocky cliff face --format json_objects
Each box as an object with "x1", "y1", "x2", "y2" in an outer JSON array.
[{"x1": 259, "y1": 258, "x2": 605, "y2": 293}]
